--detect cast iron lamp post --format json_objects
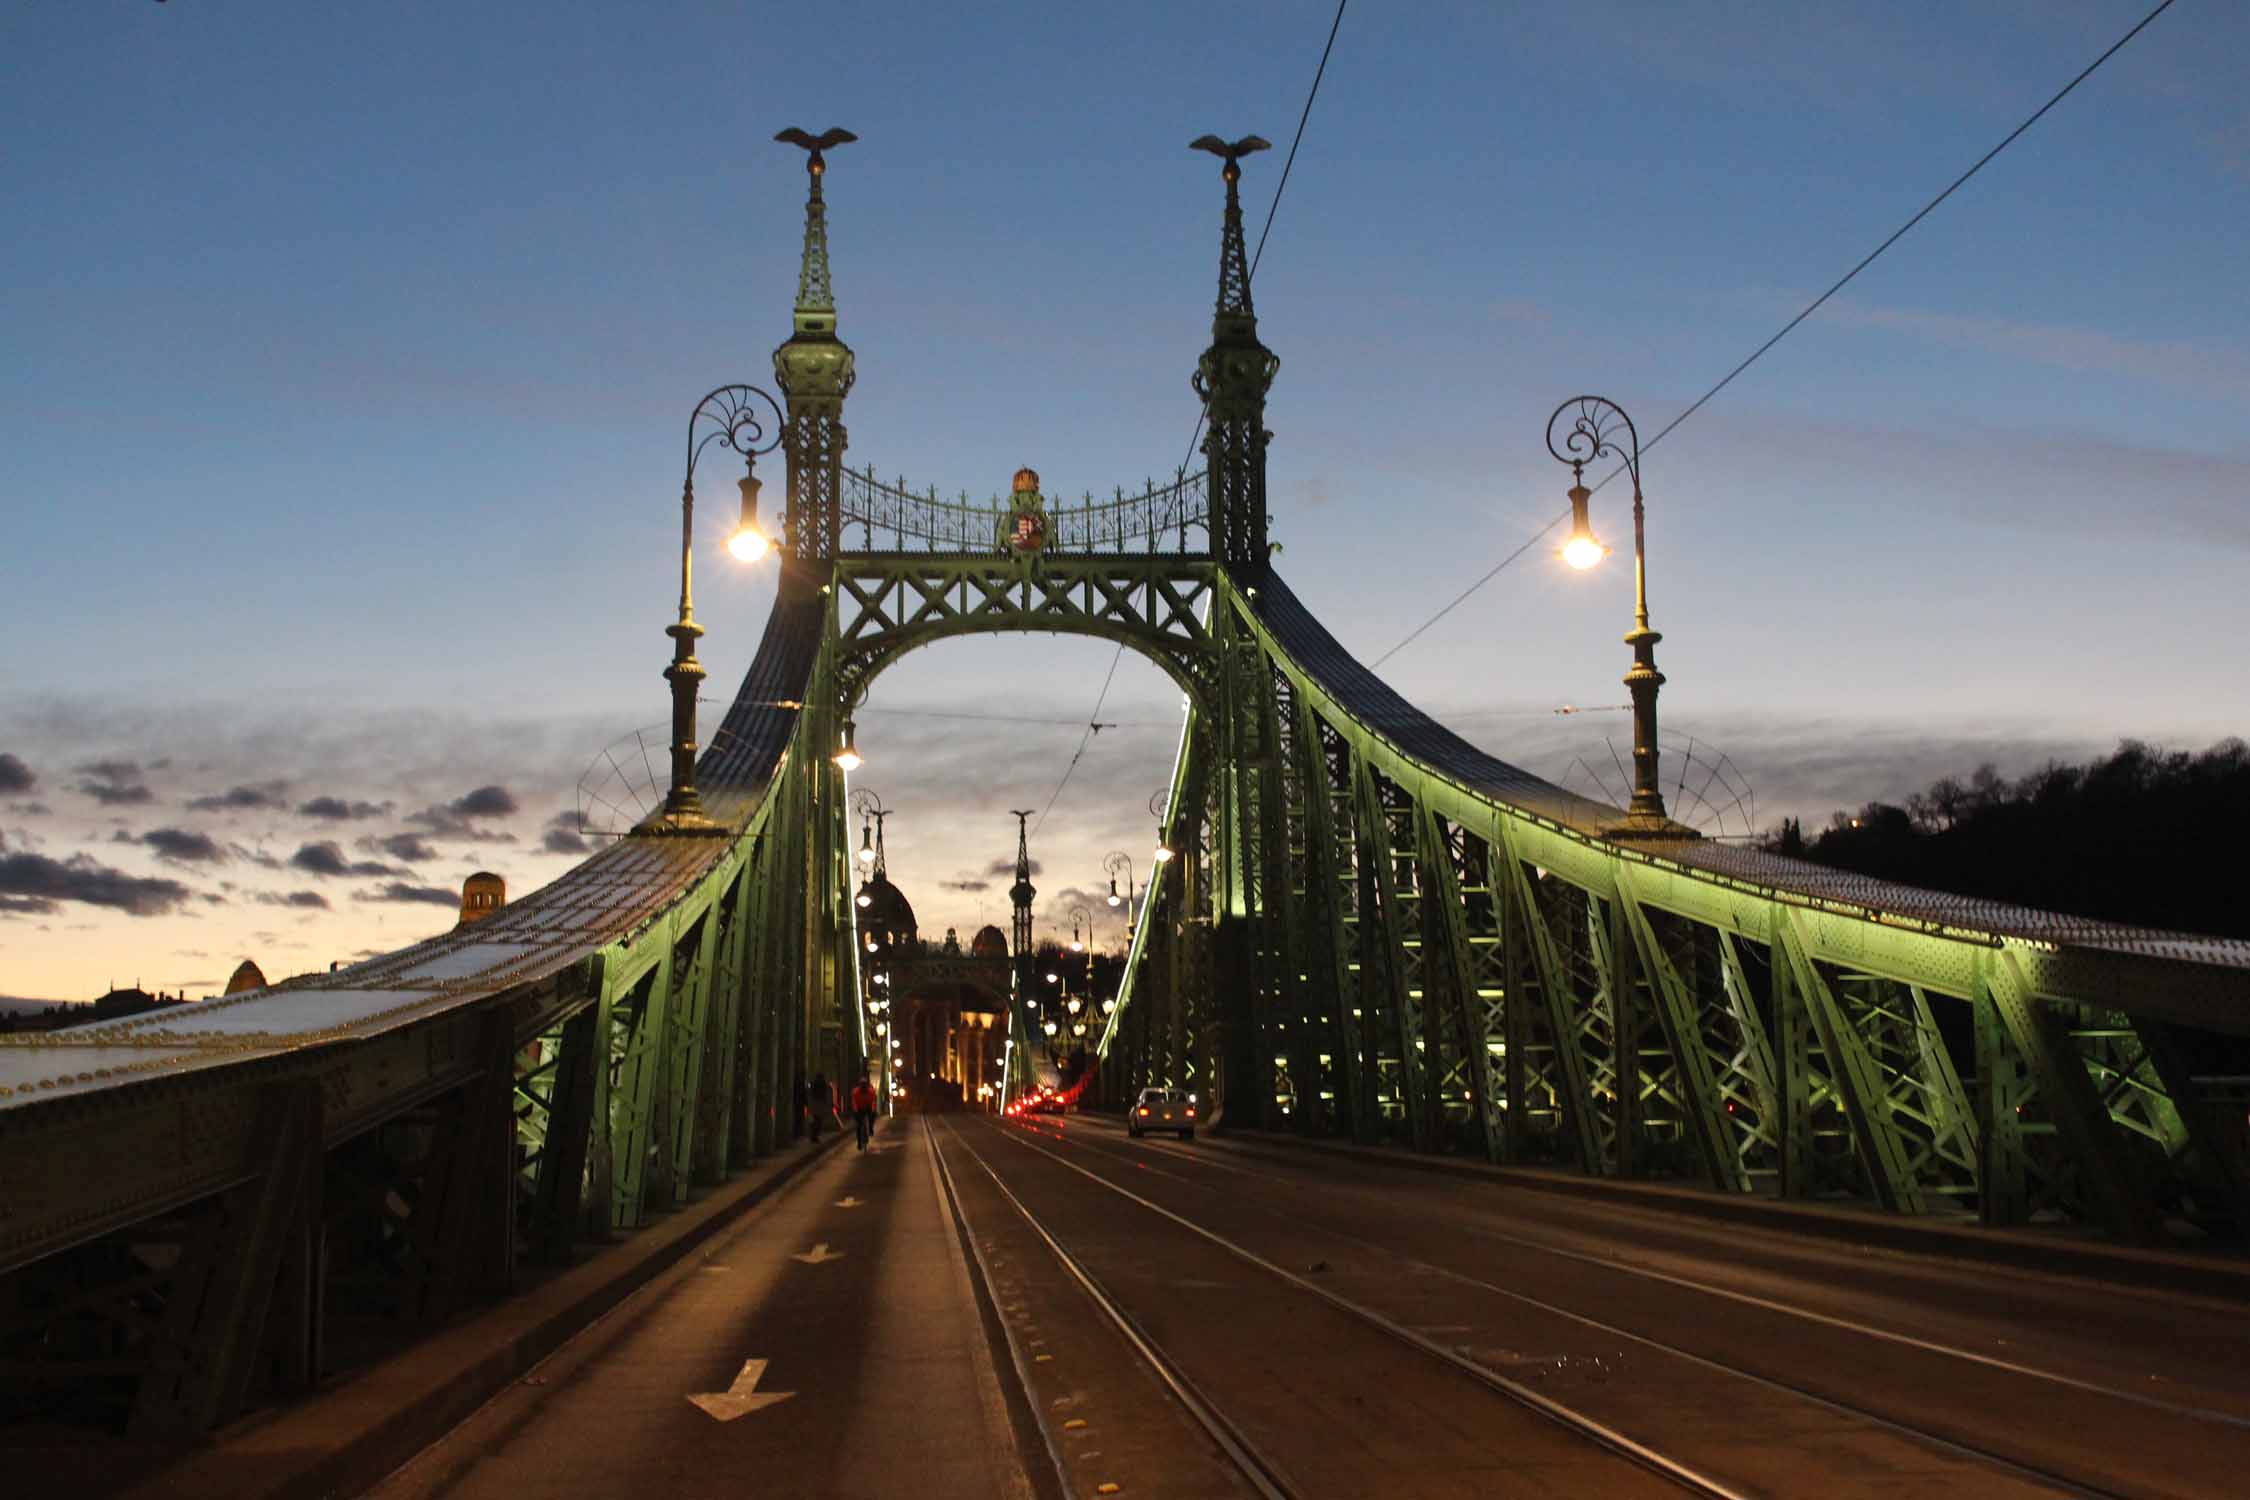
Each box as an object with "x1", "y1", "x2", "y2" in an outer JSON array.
[
  {"x1": 1149, "y1": 788, "x2": 1176, "y2": 863},
  {"x1": 1546, "y1": 395, "x2": 1688, "y2": 837},
  {"x1": 1103, "y1": 850, "x2": 1136, "y2": 914},
  {"x1": 657, "y1": 384, "x2": 782, "y2": 832}
]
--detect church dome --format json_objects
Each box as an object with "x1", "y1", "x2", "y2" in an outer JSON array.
[
  {"x1": 225, "y1": 959, "x2": 268, "y2": 995},
  {"x1": 856, "y1": 872, "x2": 917, "y2": 950},
  {"x1": 970, "y1": 924, "x2": 1008, "y2": 959}
]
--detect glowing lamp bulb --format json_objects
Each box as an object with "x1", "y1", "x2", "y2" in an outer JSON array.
[
  {"x1": 727, "y1": 526, "x2": 770, "y2": 562},
  {"x1": 1562, "y1": 534, "x2": 1608, "y2": 571},
  {"x1": 1152, "y1": 845, "x2": 1174, "y2": 863}
]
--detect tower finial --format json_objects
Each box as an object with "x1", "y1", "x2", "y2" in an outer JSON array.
[
  {"x1": 773, "y1": 128, "x2": 859, "y2": 561},
  {"x1": 1189, "y1": 134, "x2": 1280, "y2": 575},
  {"x1": 1189, "y1": 134, "x2": 1271, "y2": 326},
  {"x1": 774, "y1": 127, "x2": 857, "y2": 320}
]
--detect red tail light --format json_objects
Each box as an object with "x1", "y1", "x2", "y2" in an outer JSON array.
[
  {"x1": 1186, "y1": 1107, "x2": 1196, "y2": 1117},
  {"x1": 1137, "y1": 1107, "x2": 1150, "y2": 1116}
]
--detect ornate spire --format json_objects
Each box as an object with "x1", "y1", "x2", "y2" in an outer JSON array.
[
  {"x1": 1189, "y1": 134, "x2": 1281, "y2": 576},
  {"x1": 1190, "y1": 134, "x2": 1267, "y2": 331},
  {"x1": 772, "y1": 127, "x2": 858, "y2": 561}
]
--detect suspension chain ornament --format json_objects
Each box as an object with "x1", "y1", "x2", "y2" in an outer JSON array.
[{"x1": 1545, "y1": 395, "x2": 1690, "y2": 837}]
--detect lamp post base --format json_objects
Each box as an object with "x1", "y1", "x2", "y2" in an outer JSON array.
[
  {"x1": 1600, "y1": 812, "x2": 1700, "y2": 842},
  {"x1": 636, "y1": 809, "x2": 733, "y2": 838}
]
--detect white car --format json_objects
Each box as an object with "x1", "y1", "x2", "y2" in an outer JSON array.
[{"x1": 1129, "y1": 1086, "x2": 1197, "y2": 1140}]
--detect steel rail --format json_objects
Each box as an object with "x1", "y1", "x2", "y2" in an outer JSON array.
[
  {"x1": 981, "y1": 1118, "x2": 1757, "y2": 1500},
  {"x1": 1046, "y1": 1121, "x2": 2161, "y2": 1500},
  {"x1": 931, "y1": 1118, "x2": 1295, "y2": 1500},
  {"x1": 1117, "y1": 1125, "x2": 2250, "y2": 1424}
]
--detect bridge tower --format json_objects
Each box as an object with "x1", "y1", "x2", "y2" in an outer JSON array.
[
  {"x1": 774, "y1": 127, "x2": 861, "y2": 1094},
  {"x1": 1190, "y1": 134, "x2": 1280, "y2": 577}
]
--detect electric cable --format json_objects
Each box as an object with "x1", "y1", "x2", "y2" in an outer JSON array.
[
  {"x1": 1368, "y1": 0, "x2": 2179, "y2": 672},
  {"x1": 1038, "y1": 0, "x2": 1352, "y2": 839}
]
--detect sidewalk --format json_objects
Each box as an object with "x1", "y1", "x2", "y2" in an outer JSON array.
[{"x1": 125, "y1": 1133, "x2": 845, "y2": 1500}]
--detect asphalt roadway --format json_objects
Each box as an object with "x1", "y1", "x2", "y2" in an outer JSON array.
[{"x1": 374, "y1": 1113, "x2": 2250, "y2": 1499}]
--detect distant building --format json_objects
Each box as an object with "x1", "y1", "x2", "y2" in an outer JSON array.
[
  {"x1": 460, "y1": 871, "x2": 505, "y2": 926},
  {"x1": 224, "y1": 958, "x2": 267, "y2": 995}
]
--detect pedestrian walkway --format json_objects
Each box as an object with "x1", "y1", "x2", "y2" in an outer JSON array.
[{"x1": 372, "y1": 1118, "x2": 1039, "y2": 1499}]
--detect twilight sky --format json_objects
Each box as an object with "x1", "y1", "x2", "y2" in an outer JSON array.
[{"x1": 3, "y1": 1, "x2": 2246, "y2": 1001}]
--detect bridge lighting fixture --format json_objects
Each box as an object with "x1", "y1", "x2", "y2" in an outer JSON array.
[
  {"x1": 1066, "y1": 997, "x2": 1081, "y2": 1014},
  {"x1": 858, "y1": 823, "x2": 876, "y2": 864},
  {"x1": 1072, "y1": 1022, "x2": 1086, "y2": 1037},
  {"x1": 727, "y1": 466, "x2": 772, "y2": 561},
  {"x1": 1045, "y1": 971, "x2": 1060, "y2": 985},
  {"x1": 1547, "y1": 395, "x2": 1680, "y2": 835},
  {"x1": 1043, "y1": 1020, "x2": 1058, "y2": 1036},
  {"x1": 1152, "y1": 845, "x2": 1175, "y2": 863},
  {"x1": 1107, "y1": 877, "x2": 1120, "y2": 905},
  {"x1": 835, "y1": 718, "x2": 863, "y2": 772},
  {"x1": 856, "y1": 890, "x2": 872, "y2": 908},
  {"x1": 655, "y1": 382, "x2": 782, "y2": 834}
]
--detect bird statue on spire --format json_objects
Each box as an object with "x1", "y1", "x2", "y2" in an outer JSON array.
[{"x1": 774, "y1": 126, "x2": 858, "y2": 174}]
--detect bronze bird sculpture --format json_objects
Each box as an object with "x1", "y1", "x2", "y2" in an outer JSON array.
[
  {"x1": 1189, "y1": 133, "x2": 1272, "y2": 162},
  {"x1": 775, "y1": 126, "x2": 858, "y2": 171}
]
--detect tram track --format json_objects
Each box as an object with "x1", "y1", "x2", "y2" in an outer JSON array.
[
  {"x1": 985, "y1": 1112, "x2": 2221, "y2": 1500},
  {"x1": 937, "y1": 1117, "x2": 1755, "y2": 1500}
]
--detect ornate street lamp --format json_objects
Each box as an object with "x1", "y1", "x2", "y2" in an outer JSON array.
[
  {"x1": 834, "y1": 718, "x2": 863, "y2": 772},
  {"x1": 656, "y1": 384, "x2": 782, "y2": 833},
  {"x1": 1068, "y1": 904, "x2": 1093, "y2": 954},
  {"x1": 850, "y1": 788, "x2": 889, "y2": 869},
  {"x1": 1103, "y1": 850, "x2": 1136, "y2": 912},
  {"x1": 1149, "y1": 788, "x2": 1176, "y2": 863},
  {"x1": 1546, "y1": 395, "x2": 1688, "y2": 837}
]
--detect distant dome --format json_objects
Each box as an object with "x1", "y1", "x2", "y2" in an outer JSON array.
[
  {"x1": 460, "y1": 871, "x2": 506, "y2": 926},
  {"x1": 971, "y1": 924, "x2": 1008, "y2": 959},
  {"x1": 1011, "y1": 466, "x2": 1040, "y2": 494},
  {"x1": 225, "y1": 959, "x2": 267, "y2": 995},
  {"x1": 857, "y1": 873, "x2": 917, "y2": 950}
]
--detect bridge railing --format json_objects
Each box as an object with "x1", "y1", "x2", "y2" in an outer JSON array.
[{"x1": 836, "y1": 465, "x2": 1210, "y2": 554}]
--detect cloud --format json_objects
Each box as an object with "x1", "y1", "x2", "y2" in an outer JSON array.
[
  {"x1": 0, "y1": 848, "x2": 194, "y2": 917},
  {"x1": 254, "y1": 890, "x2": 332, "y2": 910},
  {"x1": 541, "y1": 809, "x2": 588, "y2": 855},
  {"x1": 75, "y1": 759, "x2": 153, "y2": 806},
  {"x1": 405, "y1": 783, "x2": 521, "y2": 840},
  {"x1": 0, "y1": 894, "x2": 57, "y2": 916},
  {"x1": 354, "y1": 880, "x2": 461, "y2": 908},
  {"x1": 8, "y1": 801, "x2": 52, "y2": 816},
  {"x1": 290, "y1": 840, "x2": 403, "y2": 878},
  {"x1": 0, "y1": 754, "x2": 32, "y2": 795},
  {"x1": 298, "y1": 795, "x2": 396, "y2": 821},
  {"x1": 139, "y1": 827, "x2": 227, "y2": 865},
  {"x1": 227, "y1": 842, "x2": 284, "y2": 870},
  {"x1": 1819, "y1": 295, "x2": 2250, "y2": 406},
  {"x1": 358, "y1": 831, "x2": 439, "y2": 864},
  {"x1": 940, "y1": 878, "x2": 991, "y2": 893},
  {"x1": 984, "y1": 856, "x2": 1041, "y2": 878},
  {"x1": 185, "y1": 780, "x2": 289, "y2": 813}
]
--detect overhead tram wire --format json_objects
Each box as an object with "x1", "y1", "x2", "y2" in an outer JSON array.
[
  {"x1": 1366, "y1": 0, "x2": 2180, "y2": 673},
  {"x1": 1034, "y1": 0, "x2": 1352, "y2": 838}
]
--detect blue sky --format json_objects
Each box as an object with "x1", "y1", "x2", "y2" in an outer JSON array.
[{"x1": 3, "y1": 1, "x2": 2245, "y2": 998}]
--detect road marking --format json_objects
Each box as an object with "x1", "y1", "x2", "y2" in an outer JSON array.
[
  {"x1": 687, "y1": 1358, "x2": 796, "y2": 1421},
  {"x1": 792, "y1": 1241, "x2": 845, "y2": 1265},
  {"x1": 834, "y1": 1195, "x2": 866, "y2": 1208}
]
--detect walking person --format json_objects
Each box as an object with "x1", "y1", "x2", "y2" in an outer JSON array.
[
  {"x1": 807, "y1": 1072, "x2": 832, "y2": 1144},
  {"x1": 850, "y1": 1073, "x2": 877, "y2": 1151}
]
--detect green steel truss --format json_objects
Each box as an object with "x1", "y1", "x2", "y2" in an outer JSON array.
[
  {"x1": 8, "y1": 136, "x2": 2250, "y2": 1445},
  {"x1": 1093, "y1": 572, "x2": 2250, "y2": 1247}
]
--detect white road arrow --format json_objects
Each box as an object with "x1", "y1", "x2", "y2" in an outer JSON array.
[
  {"x1": 792, "y1": 1241, "x2": 845, "y2": 1265},
  {"x1": 687, "y1": 1359, "x2": 796, "y2": 1421},
  {"x1": 833, "y1": 1195, "x2": 865, "y2": 1209}
]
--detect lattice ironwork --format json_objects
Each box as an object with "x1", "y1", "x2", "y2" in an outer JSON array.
[{"x1": 835, "y1": 464, "x2": 1209, "y2": 554}]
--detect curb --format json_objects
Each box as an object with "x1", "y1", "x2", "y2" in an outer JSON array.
[
  {"x1": 1219, "y1": 1127, "x2": 2250, "y2": 1304},
  {"x1": 133, "y1": 1134, "x2": 845, "y2": 1500}
]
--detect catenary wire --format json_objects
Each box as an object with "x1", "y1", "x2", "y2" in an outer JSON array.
[
  {"x1": 1037, "y1": 0, "x2": 1351, "y2": 841},
  {"x1": 1367, "y1": 0, "x2": 2179, "y2": 673}
]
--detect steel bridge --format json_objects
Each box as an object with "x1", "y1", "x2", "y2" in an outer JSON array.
[{"x1": 4, "y1": 135, "x2": 2247, "y2": 1444}]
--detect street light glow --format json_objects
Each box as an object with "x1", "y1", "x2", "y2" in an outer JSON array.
[
  {"x1": 1152, "y1": 845, "x2": 1175, "y2": 862},
  {"x1": 1562, "y1": 532, "x2": 1608, "y2": 570},
  {"x1": 727, "y1": 524, "x2": 771, "y2": 562}
]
